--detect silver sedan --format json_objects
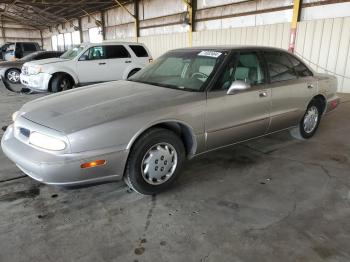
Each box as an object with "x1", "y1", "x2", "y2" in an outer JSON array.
[{"x1": 1, "y1": 46, "x2": 340, "y2": 195}]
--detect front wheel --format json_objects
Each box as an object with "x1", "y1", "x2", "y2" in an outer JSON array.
[
  {"x1": 51, "y1": 74, "x2": 72, "y2": 93},
  {"x1": 124, "y1": 128, "x2": 185, "y2": 195},
  {"x1": 6, "y1": 69, "x2": 21, "y2": 84},
  {"x1": 291, "y1": 100, "x2": 322, "y2": 139}
]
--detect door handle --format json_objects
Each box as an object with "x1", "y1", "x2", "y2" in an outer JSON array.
[
  {"x1": 307, "y1": 83, "x2": 314, "y2": 89},
  {"x1": 259, "y1": 91, "x2": 268, "y2": 98},
  {"x1": 99, "y1": 62, "x2": 106, "y2": 65},
  {"x1": 125, "y1": 60, "x2": 132, "y2": 63}
]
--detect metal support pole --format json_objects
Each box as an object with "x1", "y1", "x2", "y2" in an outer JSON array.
[
  {"x1": 288, "y1": 0, "x2": 302, "y2": 53},
  {"x1": 134, "y1": 0, "x2": 140, "y2": 41},
  {"x1": 101, "y1": 10, "x2": 106, "y2": 40},
  {"x1": 183, "y1": 0, "x2": 193, "y2": 47},
  {"x1": 78, "y1": 17, "x2": 83, "y2": 43},
  {"x1": 40, "y1": 30, "x2": 44, "y2": 50}
]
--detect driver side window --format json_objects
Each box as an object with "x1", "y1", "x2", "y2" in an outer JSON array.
[
  {"x1": 81, "y1": 46, "x2": 105, "y2": 60},
  {"x1": 216, "y1": 52, "x2": 265, "y2": 90}
]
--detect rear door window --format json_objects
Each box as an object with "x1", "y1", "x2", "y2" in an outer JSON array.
[
  {"x1": 129, "y1": 45, "x2": 148, "y2": 57},
  {"x1": 105, "y1": 45, "x2": 130, "y2": 59},
  {"x1": 264, "y1": 52, "x2": 298, "y2": 83},
  {"x1": 287, "y1": 55, "x2": 313, "y2": 77},
  {"x1": 22, "y1": 43, "x2": 37, "y2": 52}
]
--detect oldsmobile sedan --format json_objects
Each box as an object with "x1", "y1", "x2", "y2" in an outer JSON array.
[{"x1": 1, "y1": 46, "x2": 340, "y2": 195}]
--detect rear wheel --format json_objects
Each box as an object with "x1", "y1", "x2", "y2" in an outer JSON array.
[
  {"x1": 291, "y1": 100, "x2": 322, "y2": 139},
  {"x1": 51, "y1": 74, "x2": 73, "y2": 93},
  {"x1": 6, "y1": 69, "x2": 20, "y2": 84},
  {"x1": 124, "y1": 128, "x2": 185, "y2": 195}
]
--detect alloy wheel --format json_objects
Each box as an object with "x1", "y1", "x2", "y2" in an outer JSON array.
[{"x1": 303, "y1": 105, "x2": 319, "y2": 134}]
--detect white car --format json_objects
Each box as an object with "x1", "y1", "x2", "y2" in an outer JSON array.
[{"x1": 20, "y1": 42, "x2": 152, "y2": 92}]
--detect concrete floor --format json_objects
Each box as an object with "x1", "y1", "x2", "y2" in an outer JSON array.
[{"x1": 1, "y1": 83, "x2": 350, "y2": 262}]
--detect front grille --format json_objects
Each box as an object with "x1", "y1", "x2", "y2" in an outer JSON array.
[{"x1": 22, "y1": 66, "x2": 28, "y2": 75}]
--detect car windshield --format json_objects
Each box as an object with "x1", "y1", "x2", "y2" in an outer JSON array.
[
  {"x1": 60, "y1": 45, "x2": 85, "y2": 59},
  {"x1": 129, "y1": 49, "x2": 226, "y2": 91}
]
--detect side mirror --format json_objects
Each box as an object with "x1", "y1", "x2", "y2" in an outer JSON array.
[
  {"x1": 79, "y1": 55, "x2": 88, "y2": 61},
  {"x1": 227, "y1": 80, "x2": 251, "y2": 95}
]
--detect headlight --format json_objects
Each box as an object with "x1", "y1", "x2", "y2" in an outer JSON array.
[
  {"x1": 12, "y1": 111, "x2": 19, "y2": 122},
  {"x1": 27, "y1": 65, "x2": 42, "y2": 75},
  {"x1": 29, "y1": 132, "x2": 66, "y2": 151}
]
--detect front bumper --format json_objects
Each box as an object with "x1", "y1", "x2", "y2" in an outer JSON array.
[
  {"x1": 20, "y1": 72, "x2": 51, "y2": 92},
  {"x1": 1, "y1": 124, "x2": 128, "y2": 186}
]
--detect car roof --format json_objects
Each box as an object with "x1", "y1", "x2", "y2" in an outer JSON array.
[
  {"x1": 82, "y1": 41, "x2": 145, "y2": 47},
  {"x1": 173, "y1": 45, "x2": 287, "y2": 53}
]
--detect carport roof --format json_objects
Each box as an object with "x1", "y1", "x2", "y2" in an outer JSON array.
[{"x1": 0, "y1": 0, "x2": 132, "y2": 30}]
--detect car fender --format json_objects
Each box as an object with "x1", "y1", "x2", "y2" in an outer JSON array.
[
  {"x1": 41, "y1": 61, "x2": 79, "y2": 84},
  {"x1": 46, "y1": 68, "x2": 79, "y2": 84},
  {"x1": 126, "y1": 118, "x2": 198, "y2": 156}
]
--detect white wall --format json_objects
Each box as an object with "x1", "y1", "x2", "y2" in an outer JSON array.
[
  {"x1": 133, "y1": 18, "x2": 349, "y2": 93},
  {"x1": 295, "y1": 17, "x2": 350, "y2": 93}
]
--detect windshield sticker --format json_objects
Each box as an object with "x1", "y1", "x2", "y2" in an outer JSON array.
[{"x1": 198, "y1": 51, "x2": 222, "y2": 58}]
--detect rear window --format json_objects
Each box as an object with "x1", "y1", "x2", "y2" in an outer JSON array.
[
  {"x1": 105, "y1": 45, "x2": 130, "y2": 59},
  {"x1": 22, "y1": 43, "x2": 37, "y2": 51},
  {"x1": 129, "y1": 45, "x2": 148, "y2": 57}
]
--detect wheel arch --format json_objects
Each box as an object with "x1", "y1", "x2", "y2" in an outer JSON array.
[
  {"x1": 5, "y1": 67, "x2": 21, "y2": 78},
  {"x1": 127, "y1": 67, "x2": 141, "y2": 78},
  {"x1": 48, "y1": 72, "x2": 76, "y2": 91},
  {"x1": 311, "y1": 94, "x2": 327, "y2": 114},
  {"x1": 126, "y1": 120, "x2": 198, "y2": 159}
]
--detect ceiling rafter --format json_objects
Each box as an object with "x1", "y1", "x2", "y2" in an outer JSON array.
[{"x1": 0, "y1": 0, "x2": 133, "y2": 30}]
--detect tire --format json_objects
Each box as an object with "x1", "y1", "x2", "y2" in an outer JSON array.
[
  {"x1": 124, "y1": 128, "x2": 185, "y2": 195},
  {"x1": 291, "y1": 100, "x2": 322, "y2": 139},
  {"x1": 6, "y1": 69, "x2": 21, "y2": 84},
  {"x1": 127, "y1": 68, "x2": 140, "y2": 79},
  {"x1": 51, "y1": 74, "x2": 72, "y2": 93}
]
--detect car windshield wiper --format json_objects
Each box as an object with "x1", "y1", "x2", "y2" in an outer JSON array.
[{"x1": 128, "y1": 79, "x2": 197, "y2": 91}]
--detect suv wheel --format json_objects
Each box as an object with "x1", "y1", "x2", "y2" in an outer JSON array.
[
  {"x1": 124, "y1": 128, "x2": 185, "y2": 195},
  {"x1": 51, "y1": 74, "x2": 72, "y2": 93},
  {"x1": 6, "y1": 69, "x2": 21, "y2": 84}
]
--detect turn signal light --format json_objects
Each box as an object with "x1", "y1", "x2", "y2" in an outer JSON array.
[
  {"x1": 330, "y1": 99, "x2": 338, "y2": 109},
  {"x1": 81, "y1": 160, "x2": 106, "y2": 169}
]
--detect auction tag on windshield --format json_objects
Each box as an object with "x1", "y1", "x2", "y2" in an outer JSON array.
[{"x1": 198, "y1": 51, "x2": 222, "y2": 58}]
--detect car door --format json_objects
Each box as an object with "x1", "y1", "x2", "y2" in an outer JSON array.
[
  {"x1": 103, "y1": 45, "x2": 132, "y2": 81},
  {"x1": 21, "y1": 43, "x2": 37, "y2": 58},
  {"x1": 205, "y1": 51, "x2": 271, "y2": 150},
  {"x1": 263, "y1": 51, "x2": 317, "y2": 132},
  {"x1": 76, "y1": 46, "x2": 109, "y2": 83}
]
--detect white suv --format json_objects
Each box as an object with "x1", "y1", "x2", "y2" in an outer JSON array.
[{"x1": 20, "y1": 42, "x2": 152, "y2": 92}]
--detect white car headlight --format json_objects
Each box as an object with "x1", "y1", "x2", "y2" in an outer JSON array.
[
  {"x1": 29, "y1": 132, "x2": 66, "y2": 151},
  {"x1": 12, "y1": 111, "x2": 19, "y2": 122},
  {"x1": 27, "y1": 65, "x2": 42, "y2": 75}
]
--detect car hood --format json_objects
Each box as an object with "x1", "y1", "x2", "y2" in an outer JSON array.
[
  {"x1": 24, "y1": 57, "x2": 69, "y2": 66},
  {"x1": 0, "y1": 60, "x2": 24, "y2": 68},
  {"x1": 20, "y1": 80, "x2": 200, "y2": 133}
]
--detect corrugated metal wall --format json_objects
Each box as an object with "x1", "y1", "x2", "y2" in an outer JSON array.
[
  {"x1": 295, "y1": 17, "x2": 350, "y2": 93},
  {"x1": 126, "y1": 18, "x2": 349, "y2": 93},
  {"x1": 0, "y1": 23, "x2": 42, "y2": 46}
]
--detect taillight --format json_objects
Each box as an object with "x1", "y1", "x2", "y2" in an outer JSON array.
[{"x1": 330, "y1": 99, "x2": 338, "y2": 109}]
